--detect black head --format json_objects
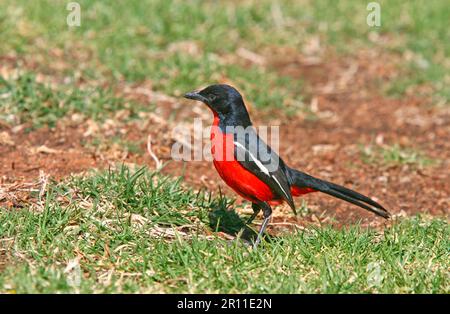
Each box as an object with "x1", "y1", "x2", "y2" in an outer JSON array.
[{"x1": 184, "y1": 84, "x2": 251, "y2": 126}]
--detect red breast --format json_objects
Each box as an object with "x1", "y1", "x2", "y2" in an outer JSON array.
[{"x1": 210, "y1": 115, "x2": 275, "y2": 203}]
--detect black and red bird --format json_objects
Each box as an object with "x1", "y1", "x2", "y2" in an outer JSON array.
[{"x1": 184, "y1": 84, "x2": 389, "y2": 247}]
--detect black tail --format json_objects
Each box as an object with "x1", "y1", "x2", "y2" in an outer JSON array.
[{"x1": 287, "y1": 167, "x2": 390, "y2": 219}]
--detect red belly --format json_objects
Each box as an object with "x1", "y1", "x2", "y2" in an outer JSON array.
[
  {"x1": 209, "y1": 116, "x2": 315, "y2": 205},
  {"x1": 213, "y1": 158, "x2": 276, "y2": 203},
  {"x1": 210, "y1": 116, "x2": 275, "y2": 203}
]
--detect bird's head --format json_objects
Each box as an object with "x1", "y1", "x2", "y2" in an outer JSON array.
[{"x1": 184, "y1": 84, "x2": 248, "y2": 118}]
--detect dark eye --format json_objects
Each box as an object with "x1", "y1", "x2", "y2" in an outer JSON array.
[{"x1": 209, "y1": 94, "x2": 217, "y2": 102}]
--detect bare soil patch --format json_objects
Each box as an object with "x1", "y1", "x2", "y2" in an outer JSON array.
[
  {"x1": 0, "y1": 123, "x2": 102, "y2": 208},
  {"x1": 0, "y1": 125, "x2": 100, "y2": 184}
]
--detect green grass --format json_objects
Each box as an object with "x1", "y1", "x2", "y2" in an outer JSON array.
[
  {"x1": 0, "y1": 0, "x2": 305, "y2": 111},
  {"x1": 1, "y1": 166, "x2": 448, "y2": 293},
  {"x1": 84, "y1": 135, "x2": 145, "y2": 155},
  {"x1": 361, "y1": 144, "x2": 436, "y2": 168},
  {"x1": 0, "y1": 73, "x2": 151, "y2": 128},
  {"x1": 0, "y1": 0, "x2": 448, "y2": 113}
]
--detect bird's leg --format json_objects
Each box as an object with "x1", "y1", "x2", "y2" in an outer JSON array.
[
  {"x1": 246, "y1": 203, "x2": 261, "y2": 225},
  {"x1": 253, "y1": 202, "x2": 272, "y2": 249}
]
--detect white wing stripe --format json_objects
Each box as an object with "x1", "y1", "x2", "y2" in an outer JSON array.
[
  {"x1": 234, "y1": 141, "x2": 290, "y2": 200},
  {"x1": 234, "y1": 141, "x2": 269, "y2": 175},
  {"x1": 271, "y1": 175, "x2": 291, "y2": 201}
]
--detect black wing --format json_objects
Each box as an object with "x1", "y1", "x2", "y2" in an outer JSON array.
[{"x1": 233, "y1": 127, "x2": 295, "y2": 211}]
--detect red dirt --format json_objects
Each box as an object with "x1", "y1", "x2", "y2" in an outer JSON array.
[{"x1": 0, "y1": 125, "x2": 100, "y2": 184}]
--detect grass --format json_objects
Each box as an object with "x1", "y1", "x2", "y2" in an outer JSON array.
[
  {"x1": 0, "y1": 72, "x2": 152, "y2": 159},
  {"x1": 0, "y1": 73, "x2": 152, "y2": 128},
  {"x1": 84, "y1": 135, "x2": 145, "y2": 155},
  {"x1": 361, "y1": 144, "x2": 436, "y2": 168},
  {"x1": 0, "y1": 0, "x2": 448, "y2": 112},
  {"x1": 0, "y1": 166, "x2": 448, "y2": 293}
]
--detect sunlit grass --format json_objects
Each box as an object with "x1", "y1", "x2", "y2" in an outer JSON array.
[
  {"x1": 0, "y1": 166, "x2": 448, "y2": 293},
  {"x1": 361, "y1": 144, "x2": 436, "y2": 168},
  {"x1": 0, "y1": 0, "x2": 447, "y2": 105}
]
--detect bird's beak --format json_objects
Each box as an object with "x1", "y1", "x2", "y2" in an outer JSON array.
[{"x1": 184, "y1": 91, "x2": 208, "y2": 103}]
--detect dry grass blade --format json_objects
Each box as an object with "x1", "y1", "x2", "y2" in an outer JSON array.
[{"x1": 147, "y1": 135, "x2": 162, "y2": 170}]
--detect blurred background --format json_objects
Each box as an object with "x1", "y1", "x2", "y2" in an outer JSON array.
[{"x1": 1, "y1": 0, "x2": 448, "y2": 103}]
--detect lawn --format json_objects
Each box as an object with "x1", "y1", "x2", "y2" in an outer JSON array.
[
  {"x1": 1, "y1": 167, "x2": 448, "y2": 293},
  {"x1": 0, "y1": 0, "x2": 448, "y2": 293}
]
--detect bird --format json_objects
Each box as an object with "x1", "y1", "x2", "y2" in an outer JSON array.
[{"x1": 184, "y1": 84, "x2": 390, "y2": 248}]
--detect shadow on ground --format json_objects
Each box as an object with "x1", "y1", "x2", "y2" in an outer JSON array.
[{"x1": 208, "y1": 206, "x2": 277, "y2": 244}]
